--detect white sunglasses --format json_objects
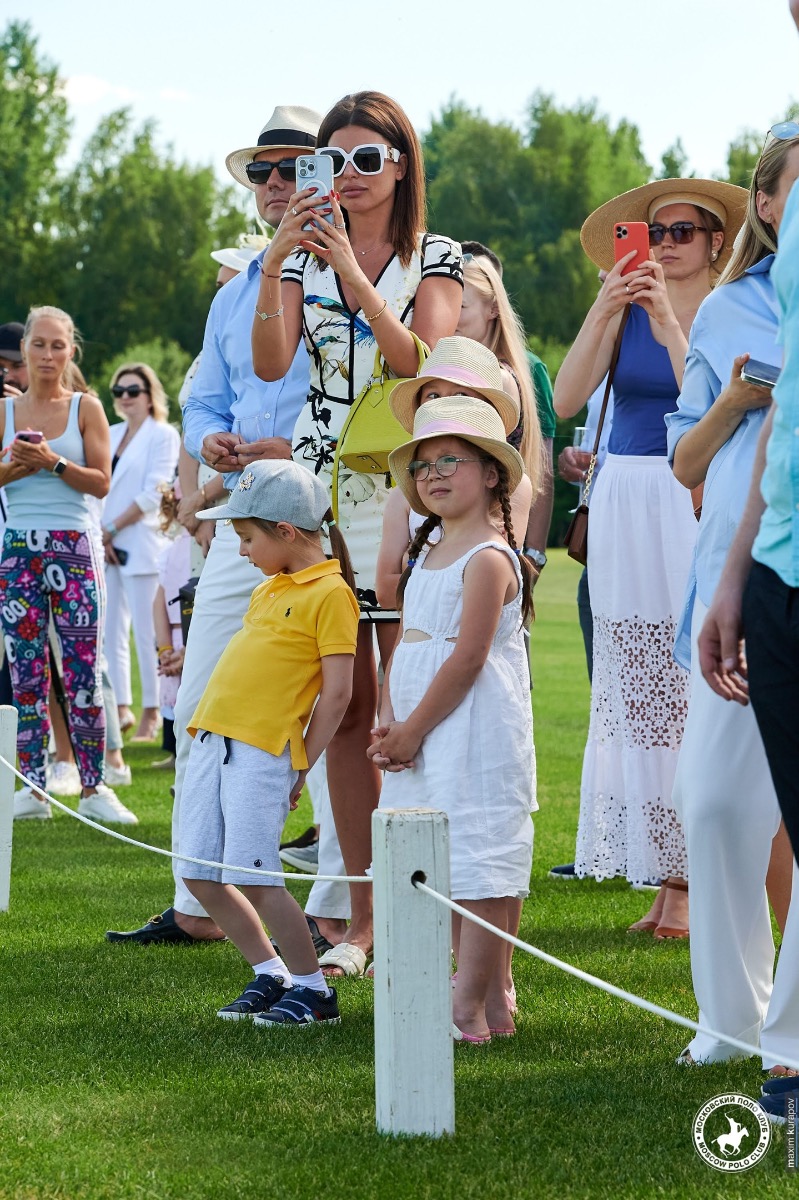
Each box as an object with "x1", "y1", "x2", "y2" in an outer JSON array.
[{"x1": 319, "y1": 143, "x2": 401, "y2": 177}]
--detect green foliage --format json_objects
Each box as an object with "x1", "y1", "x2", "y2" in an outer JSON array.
[
  {"x1": 725, "y1": 129, "x2": 762, "y2": 188},
  {"x1": 94, "y1": 337, "x2": 192, "y2": 425},
  {"x1": 0, "y1": 21, "x2": 70, "y2": 318},
  {"x1": 425, "y1": 93, "x2": 651, "y2": 349},
  {"x1": 658, "y1": 138, "x2": 692, "y2": 180}
]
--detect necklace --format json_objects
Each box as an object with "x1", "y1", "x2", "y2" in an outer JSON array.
[{"x1": 354, "y1": 239, "x2": 390, "y2": 257}]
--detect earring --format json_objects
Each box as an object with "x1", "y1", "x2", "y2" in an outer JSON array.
[{"x1": 711, "y1": 251, "x2": 718, "y2": 261}]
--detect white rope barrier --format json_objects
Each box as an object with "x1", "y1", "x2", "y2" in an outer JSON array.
[
  {"x1": 414, "y1": 877, "x2": 799, "y2": 1073},
  {"x1": 0, "y1": 753, "x2": 370, "y2": 884}
]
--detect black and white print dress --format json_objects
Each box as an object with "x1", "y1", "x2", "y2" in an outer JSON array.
[{"x1": 282, "y1": 233, "x2": 462, "y2": 618}]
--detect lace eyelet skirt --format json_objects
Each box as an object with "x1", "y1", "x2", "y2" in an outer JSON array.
[{"x1": 575, "y1": 455, "x2": 698, "y2": 885}]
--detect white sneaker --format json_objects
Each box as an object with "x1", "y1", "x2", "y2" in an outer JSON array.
[
  {"x1": 78, "y1": 784, "x2": 138, "y2": 825},
  {"x1": 14, "y1": 786, "x2": 52, "y2": 820},
  {"x1": 45, "y1": 760, "x2": 82, "y2": 795},
  {"x1": 104, "y1": 763, "x2": 132, "y2": 787}
]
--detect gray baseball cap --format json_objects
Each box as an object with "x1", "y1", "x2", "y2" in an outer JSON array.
[{"x1": 197, "y1": 459, "x2": 330, "y2": 529}]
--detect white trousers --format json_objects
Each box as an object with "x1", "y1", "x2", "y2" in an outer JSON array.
[
  {"x1": 104, "y1": 566, "x2": 160, "y2": 708},
  {"x1": 170, "y1": 520, "x2": 349, "y2": 920},
  {"x1": 674, "y1": 599, "x2": 799, "y2": 1066}
]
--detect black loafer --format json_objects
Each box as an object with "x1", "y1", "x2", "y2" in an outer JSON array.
[{"x1": 105, "y1": 907, "x2": 200, "y2": 945}]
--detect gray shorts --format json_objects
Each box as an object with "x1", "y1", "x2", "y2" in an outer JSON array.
[{"x1": 178, "y1": 732, "x2": 297, "y2": 887}]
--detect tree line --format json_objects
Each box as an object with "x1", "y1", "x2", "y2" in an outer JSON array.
[{"x1": 1, "y1": 21, "x2": 783, "y2": 538}]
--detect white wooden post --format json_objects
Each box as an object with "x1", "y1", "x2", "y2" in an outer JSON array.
[
  {"x1": 372, "y1": 807, "x2": 454, "y2": 1137},
  {"x1": 0, "y1": 705, "x2": 19, "y2": 912}
]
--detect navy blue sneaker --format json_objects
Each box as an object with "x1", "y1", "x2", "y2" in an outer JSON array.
[
  {"x1": 252, "y1": 984, "x2": 341, "y2": 1029},
  {"x1": 762, "y1": 1074, "x2": 799, "y2": 1096},
  {"x1": 548, "y1": 863, "x2": 579, "y2": 881},
  {"x1": 758, "y1": 1089, "x2": 798, "y2": 1125},
  {"x1": 217, "y1": 974, "x2": 287, "y2": 1021}
]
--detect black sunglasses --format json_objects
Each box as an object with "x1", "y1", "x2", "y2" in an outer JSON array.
[
  {"x1": 648, "y1": 221, "x2": 707, "y2": 246},
  {"x1": 111, "y1": 384, "x2": 149, "y2": 398},
  {"x1": 245, "y1": 158, "x2": 298, "y2": 186}
]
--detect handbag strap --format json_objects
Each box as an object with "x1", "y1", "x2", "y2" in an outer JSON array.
[{"x1": 582, "y1": 303, "x2": 631, "y2": 505}]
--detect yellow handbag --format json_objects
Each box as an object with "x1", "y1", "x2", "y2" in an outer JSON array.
[{"x1": 331, "y1": 331, "x2": 428, "y2": 519}]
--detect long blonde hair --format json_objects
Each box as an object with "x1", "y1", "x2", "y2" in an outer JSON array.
[
  {"x1": 462, "y1": 259, "x2": 545, "y2": 496},
  {"x1": 718, "y1": 134, "x2": 799, "y2": 286}
]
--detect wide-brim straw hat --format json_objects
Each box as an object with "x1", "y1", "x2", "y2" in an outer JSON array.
[
  {"x1": 226, "y1": 105, "x2": 322, "y2": 190},
  {"x1": 210, "y1": 245, "x2": 266, "y2": 273},
  {"x1": 389, "y1": 396, "x2": 525, "y2": 517},
  {"x1": 580, "y1": 177, "x2": 749, "y2": 273},
  {"x1": 389, "y1": 336, "x2": 520, "y2": 435}
]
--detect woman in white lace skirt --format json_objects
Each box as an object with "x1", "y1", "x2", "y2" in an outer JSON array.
[{"x1": 554, "y1": 177, "x2": 746, "y2": 936}]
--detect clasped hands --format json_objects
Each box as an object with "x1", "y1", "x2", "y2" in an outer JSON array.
[
  {"x1": 201, "y1": 432, "x2": 292, "y2": 472},
  {"x1": 367, "y1": 720, "x2": 420, "y2": 772}
]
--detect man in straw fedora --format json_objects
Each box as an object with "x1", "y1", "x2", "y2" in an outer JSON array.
[{"x1": 107, "y1": 105, "x2": 349, "y2": 955}]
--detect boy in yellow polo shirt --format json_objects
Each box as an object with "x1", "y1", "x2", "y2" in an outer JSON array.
[{"x1": 178, "y1": 459, "x2": 359, "y2": 1027}]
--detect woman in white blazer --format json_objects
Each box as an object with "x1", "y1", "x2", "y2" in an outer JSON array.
[{"x1": 102, "y1": 363, "x2": 180, "y2": 740}]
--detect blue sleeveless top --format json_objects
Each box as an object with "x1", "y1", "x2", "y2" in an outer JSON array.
[
  {"x1": 608, "y1": 305, "x2": 679, "y2": 457},
  {"x1": 3, "y1": 393, "x2": 91, "y2": 531}
]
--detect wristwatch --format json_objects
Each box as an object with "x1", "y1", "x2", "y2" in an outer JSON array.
[
  {"x1": 523, "y1": 547, "x2": 547, "y2": 569},
  {"x1": 51, "y1": 457, "x2": 68, "y2": 476}
]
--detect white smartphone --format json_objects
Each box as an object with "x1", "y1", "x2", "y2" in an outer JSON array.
[
  {"x1": 740, "y1": 358, "x2": 781, "y2": 390},
  {"x1": 296, "y1": 154, "x2": 334, "y2": 228}
]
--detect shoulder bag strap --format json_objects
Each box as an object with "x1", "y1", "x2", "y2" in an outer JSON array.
[{"x1": 582, "y1": 303, "x2": 631, "y2": 506}]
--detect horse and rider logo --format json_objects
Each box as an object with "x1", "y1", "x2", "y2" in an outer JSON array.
[{"x1": 693, "y1": 1093, "x2": 771, "y2": 1172}]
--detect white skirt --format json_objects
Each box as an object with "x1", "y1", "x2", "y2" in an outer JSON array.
[{"x1": 575, "y1": 455, "x2": 697, "y2": 885}]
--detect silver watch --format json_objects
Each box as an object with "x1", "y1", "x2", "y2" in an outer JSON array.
[{"x1": 523, "y1": 547, "x2": 547, "y2": 569}]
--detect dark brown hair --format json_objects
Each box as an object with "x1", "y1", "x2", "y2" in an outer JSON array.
[
  {"x1": 395, "y1": 461, "x2": 533, "y2": 625},
  {"x1": 251, "y1": 511, "x2": 357, "y2": 595},
  {"x1": 317, "y1": 91, "x2": 426, "y2": 268}
]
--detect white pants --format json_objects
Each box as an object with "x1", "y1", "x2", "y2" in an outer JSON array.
[
  {"x1": 104, "y1": 566, "x2": 160, "y2": 708},
  {"x1": 674, "y1": 599, "x2": 799, "y2": 1066},
  {"x1": 171, "y1": 520, "x2": 349, "y2": 920}
]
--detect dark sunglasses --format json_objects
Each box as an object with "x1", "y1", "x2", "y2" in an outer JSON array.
[
  {"x1": 318, "y1": 143, "x2": 400, "y2": 177},
  {"x1": 648, "y1": 221, "x2": 707, "y2": 246},
  {"x1": 244, "y1": 158, "x2": 298, "y2": 186},
  {"x1": 111, "y1": 384, "x2": 149, "y2": 398}
]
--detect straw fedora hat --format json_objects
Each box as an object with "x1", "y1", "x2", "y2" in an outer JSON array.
[
  {"x1": 389, "y1": 336, "x2": 520, "y2": 435},
  {"x1": 226, "y1": 105, "x2": 322, "y2": 190},
  {"x1": 389, "y1": 396, "x2": 525, "y2": 516},
  {"x1": 580, "y1": 177, "x2": 748, "y2": 273}
]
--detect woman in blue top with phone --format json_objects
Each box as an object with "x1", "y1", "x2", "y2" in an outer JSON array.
[
  {"x1": 666, "y1": 126, "x2": 799, "y2": 1072},
  {"x1": 250, "y1": 91, "x2": 463, "y2": 977},
  {"x1": 0, "y1": 306, "x2": 135, "y2": 825},
  {"x1": 554, "y1": 177, "x2": 747, "y2": 938}
]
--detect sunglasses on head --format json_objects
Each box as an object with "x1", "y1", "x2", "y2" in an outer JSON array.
[
  {"x1": 407, "y1": 454, "x2": 482, "y2": 482},
  {"x1": 648, "y1": 221, "x2": 707, "y2": 246},
  {"x1": 319, "y1": 143, "x2": 400, "y2": 177},
  {"x1": 111, "y1": 384, "x2": 149, "y2": 398},
  {"x1": 244, "y1": 158, "x2": 298, "y2": 186}
]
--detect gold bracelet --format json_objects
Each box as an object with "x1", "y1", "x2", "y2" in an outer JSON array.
[
  {"x1": 156, "y1": 645, "x2": 172, "y2": 656},
  {"x1": 200, "y1": 484, "x2": 206, "y2": 503},
  {"x1": 366, "y1": 299, "x2": 388, "y2": 322},
  {"x1": 255, "y1": 304, "x2": 284, "y2": 321}
]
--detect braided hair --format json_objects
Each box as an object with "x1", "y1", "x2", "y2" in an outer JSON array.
[
  {"x1": 395, "y1": 513, "x2": 442, "y2": 611},
  {"x1": 495, "y1": 462, "x2": 533, "y2": 625}
]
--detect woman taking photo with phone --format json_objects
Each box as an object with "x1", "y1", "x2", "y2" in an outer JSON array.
[
  {"x1": 554, "y1": 178, "x2": 746, "y2": 937},
  {"x1": 102, "y1": 363, "x2": 180, "y2": 743},
  {"x1": 666, "y1": 128, "x2": 799, "y2": 1069},
  {"x1": 251, "y1": 90, "x2": 463, "y2": 976},
  {"x1": 0, "y1": 306, "x2": 135, "y2": 823}
]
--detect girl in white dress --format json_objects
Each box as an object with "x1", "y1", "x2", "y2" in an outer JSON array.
[{"x1": 370, "y1": 397, "x2": 535, "y2": 1044}]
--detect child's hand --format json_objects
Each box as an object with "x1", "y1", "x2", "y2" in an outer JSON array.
[
  {"x1": 289, "y1": 769, "x2": 308, "y2": 809},
  {"x1": 370, "y1": 721, "x2": 419, "y2": 770}
]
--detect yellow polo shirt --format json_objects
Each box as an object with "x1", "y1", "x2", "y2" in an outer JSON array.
[{"x1": 189, "y1": 559, "x2": 359, "y2": 768}]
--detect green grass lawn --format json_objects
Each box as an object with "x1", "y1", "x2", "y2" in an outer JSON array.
[{"x1": 0, "y1": 550, "x2": 790, "y2": 1199}]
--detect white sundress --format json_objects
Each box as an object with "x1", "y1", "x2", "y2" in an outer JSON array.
[{"x1": 379, "y1": 540, "x2": 536, "y2": 900}]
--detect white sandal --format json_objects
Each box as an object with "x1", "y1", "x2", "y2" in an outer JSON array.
[{"x1": 317, "y1": 942, "x2": 368, "y2": 978}]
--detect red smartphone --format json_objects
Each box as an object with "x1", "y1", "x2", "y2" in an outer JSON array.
[
  {"x1": 15, "y1": 430, "x2": 43, "y2": 443},
  {"x1": 613, "y1": 222, "x2": 650, "y2": 275}
]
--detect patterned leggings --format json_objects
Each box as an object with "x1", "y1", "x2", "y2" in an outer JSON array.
[{"x1": 0, "y1": 529, "x2": 106, "y2": 790}]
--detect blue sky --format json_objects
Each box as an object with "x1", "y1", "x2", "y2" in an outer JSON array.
[{"x1": 17, "y1": 0, "x2": 799, "y2": 195}]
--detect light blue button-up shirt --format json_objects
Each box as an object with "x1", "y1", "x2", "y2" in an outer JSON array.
[
  {"x1": 753, "y1": 177, "x2": 799, "y2": 586},
  {"x1": 665, "y1": 255, "x2": 780, "y2": 667},
  {"x1": 182, "y1": 252, "x2": 309, "y2": 490}
]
